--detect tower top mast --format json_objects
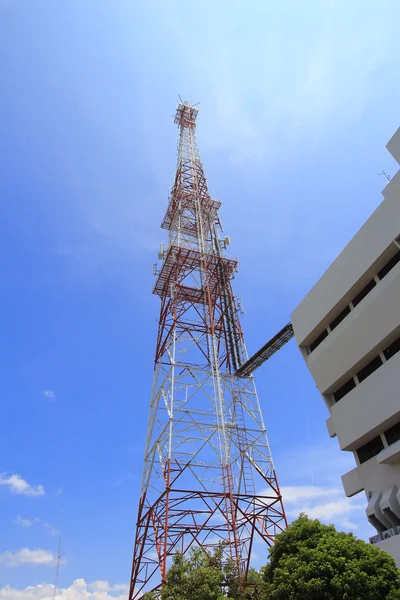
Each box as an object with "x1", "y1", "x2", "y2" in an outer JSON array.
[{"x1": 174, "y1": 100, "x2": 199, "y2": 128}]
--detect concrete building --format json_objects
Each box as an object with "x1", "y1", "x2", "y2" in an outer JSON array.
[{"x1": 291, "y1": 127, "x2": 400, "y2": 564}]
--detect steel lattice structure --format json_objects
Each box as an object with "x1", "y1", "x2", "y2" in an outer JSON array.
[{"x1": 129, "y1": 102, "x2": 287, "y2": 599}]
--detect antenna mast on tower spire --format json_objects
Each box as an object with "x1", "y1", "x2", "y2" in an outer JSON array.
[
  {"x1": 129, "y1": 101, "x2": 287, "y2": 598},
  {"x1": 52, "y1": 538, "x2": 62, "y2": 600}
]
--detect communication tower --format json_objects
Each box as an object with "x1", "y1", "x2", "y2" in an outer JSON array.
[{"x1": 129, "y1": 102, "x2": 287, "y2": 598}]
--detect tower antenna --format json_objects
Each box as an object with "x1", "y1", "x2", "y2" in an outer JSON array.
[
  {"x1": 52, "y1": 537, "x2": 62, "y2": 600},
  {"x1": 379, "y1": 170, "x2": 391, "y2": 182}
]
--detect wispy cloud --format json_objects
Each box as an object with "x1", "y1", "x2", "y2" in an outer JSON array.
[
  {"x1": 280, "y1": 484, "x2": 364, "y2": 531},
  {"x1": 281, "y1": 485, "x2": 341, "y2": 502},
  {"x1": 0, "y1": 473, "x2": 45, "y2": 497},
  {"x1": 14, "y1": 516, "x2": 40, "y2": 528},
  {"x1": 41, "y1": 390, "x2": 56, "y2": 402},
  {"x1": 0, "y1": 548, "x2": 59, "y2": 568},
  {"x1": 275, "y1": 441, "x2": 373, "y2": 538},
  {"x1": 158, "y1": 3, "x2": 396, "y2": 166},
  {"x1": 14, "y1": 516, "x2": 59, "y2": 536},
  {"x1": 0, "y1": 579, "x2": 128, "y2": 599},
  {"x1": 44, "y1": 523, "x2": 59, "y2": 536},
  {"x1": 88, "y1": 581, "x2": 129, "y2": 593}
]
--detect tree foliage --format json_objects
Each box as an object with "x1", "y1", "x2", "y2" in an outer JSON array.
[
  {"x1": 143, "y1": 515, "x2": 400, "y2": 600},
  {"x1": 143, "y1": 544, "x2": 263, "y2": 600},
  {"x1": 263, "y1": 514, "x2": 400, "y2": 600},
  {"x1": 224, "y1": 558, "x2": 265, "y2": 600},
  {"x1": 161, "y1": 546, "x2": 226, "y2": 600}
]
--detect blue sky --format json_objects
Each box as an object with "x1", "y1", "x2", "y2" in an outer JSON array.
[{"x1": 0, "y1": 0, "x2": 399, "y2": 597}]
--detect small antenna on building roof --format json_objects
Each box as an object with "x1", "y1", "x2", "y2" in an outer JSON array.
[{"x1": 379, "y1": 170, "x2": 391, "y2": 182}]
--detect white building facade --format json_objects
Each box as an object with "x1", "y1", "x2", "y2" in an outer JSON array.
[{"x1": 291, "y1": 127, "x2": 400, "y2": 564}]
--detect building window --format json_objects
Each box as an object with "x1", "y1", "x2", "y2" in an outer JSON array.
[
  {"x1": 383, "y1": 336, "x2": 400, "y2": 361},
  {"x1": 384, "y1": 422, "x2": 400, "y2": 446},
  {"x1": 357, "y1": 436, "x2": 384, "y2": 464},
  {"x1": 309, "y1": 329, "x2": 329, "y2": 353},
  {"x1": 356, "y1": 355, "x2": 383, "y2": 384},
  {"x1": 333, "y1": 377, "x2": 356, "y2": 402},
  {"x1": 329, "y1": 305, "x2": 351, "y2": 331},
  {"x1": 377, "y1": 250, "x2": 400, "y2": 280},
  {"x1": 306, "y1": 239, "x2": 400, "y2": 358},
  {"x1": 351, "y1": 279, "x2": 376, "y2": 307}
]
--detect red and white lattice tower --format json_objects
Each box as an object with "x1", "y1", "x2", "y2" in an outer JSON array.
[{"x1": 129, "y1": 102, "x2": 287, "y2": 598}]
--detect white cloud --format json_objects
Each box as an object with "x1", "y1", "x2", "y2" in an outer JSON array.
[
  {"x1": 44, "y1": 523, "x2": 58, "y2": 536},
  {"x1": 291, "y1": 498, "x2": 360, "y2": 522},
  {"x1": 14, "y1": 516, "x2": 40, "y2": 528},
  {"x1": 276, "y1": 483, "x2": 364, "y2": 532},
  {"x1": 274, "y1": 442, "x2": 374, "y2": 538},
  {"x1": 0, "y1": 579, "x2": 129, "y2": 600},
  {"x1": 13, "y1": 517, "x2": 58, "y2": 536},
  {"x1": 88, "y1": 582, "x2": 110, "y2": 593},
  {"x1": 109, "y1": 586, "x2": 128, "y2": 593},
  {"x1": 0, "y1": 474, "x2": 45, "y2": 497},
  {"x1": 153, "y1": 3, "x2": 396, "y2": 168},
  {"x1": 40, "y1": 390, "x2": 56, "y2": 402},
  {"x1": 0, "y1": 549, "x2": 58, "y2": 568},
  {"x1": 88, "y1": 581, "x2": 129, "y2": 594},
  {"x1": 281, "y1": 485, "x2": 341, "y2": 502}
]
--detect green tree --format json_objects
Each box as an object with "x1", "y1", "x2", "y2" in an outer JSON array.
[
  {"x1": 263, "y1": 514, "x2": 400, "y2": 600},
  {"x1": 159, "y1": 546, "x2": 226, "y2": 600},
  {"x1": 142, "y1": 592, "x2": 158, "y2": 600},
  {"x1": 224, "y1": 559, "x2": 265, "y2": 600},
  {"x1": 142, "y1": 544, "x2": 261, "y2": 600},
  {"x1": 244, "y1": 568, "x2": 265, "y2": 600}
]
